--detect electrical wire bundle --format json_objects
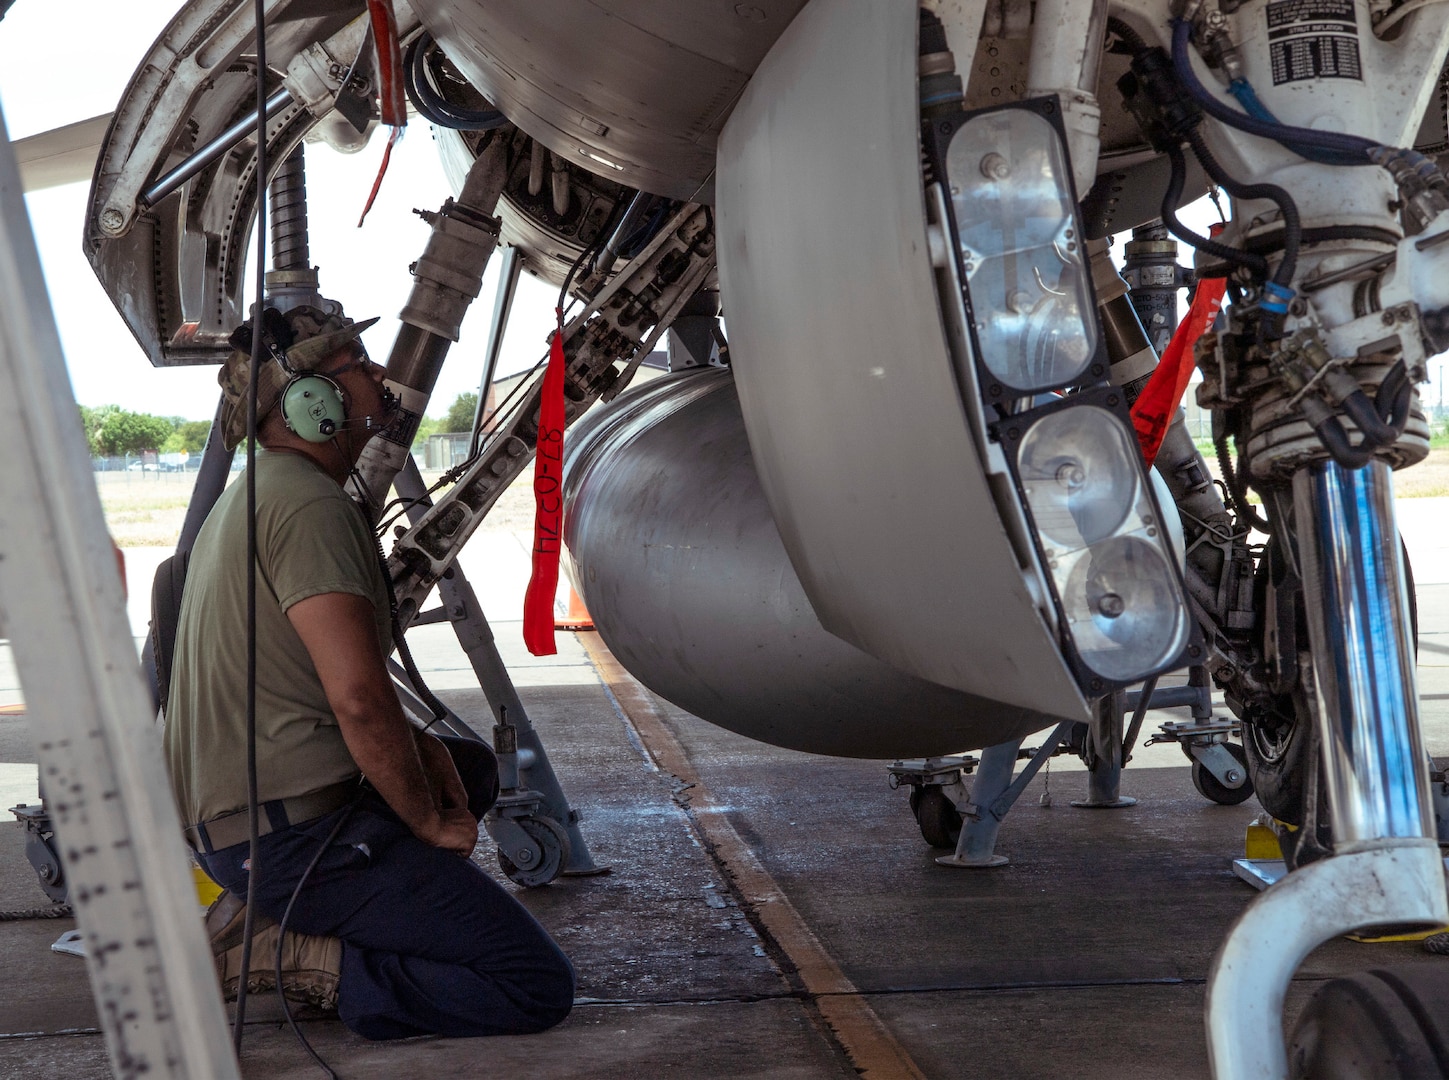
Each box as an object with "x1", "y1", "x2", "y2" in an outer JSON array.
[
  {"x1": 403, "y1": 31, "x2": 508, "y2": 131},
  {"x1": 1109, "y1": 15, "x2": 1427, "y2": 473}
]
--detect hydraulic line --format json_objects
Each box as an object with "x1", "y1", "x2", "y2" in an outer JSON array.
[
  {"x1": 1184, "y1": 129, "x2": 1299, "y2": 293},
  {"x1": 1162, "y1": 144, "x2": 1267, "y2": 274},
  {"x1": 1170, "y1": 19, "x2": 1380, "y2": 166},
  {"x1": 403, "y1": 33, "x2": 508, "y2": 131}
]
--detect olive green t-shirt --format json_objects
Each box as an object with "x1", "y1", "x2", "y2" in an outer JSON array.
[{"x1": 164, "y1": 451, "x2": 392, "y2": 827}]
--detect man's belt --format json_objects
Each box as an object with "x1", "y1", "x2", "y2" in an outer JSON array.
[{"x1": 184, "y1": 779, "x2": 359, "y2": 854}]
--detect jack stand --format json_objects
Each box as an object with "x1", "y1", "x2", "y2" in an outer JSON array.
[
  {"x1": 891, "y1": 722, "x2": 1075, "y2": 865},
  {"x1": 936, "y1": 739, "x2": 1023, "y2": 868},
  {"x1": 488, "y1": 709, "x2": 572, "y2": 887},
  {"x1": 1073, "y1": 692, "x2": 1137, "y2": 809},
  {"x1": 393, "y1": 457, "x2": 606, "y2": 883}
]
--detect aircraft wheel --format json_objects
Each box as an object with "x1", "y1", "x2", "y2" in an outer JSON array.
[
  {"x1": 496, "y1": 815, "x2": 571, "y2": 887},
  {"x1": 1289, "y1": 964, "x2": 1449, "y2": 1079},
  {"x1": 1191, "y1": 743, "x2": 1254, "y2": 805},
  {"x1": 911, "y1": 786, "x2": 962, "y2": 849}
]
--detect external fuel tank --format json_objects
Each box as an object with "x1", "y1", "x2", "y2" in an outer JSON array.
[{"x1": 561, "y1": 367, "x2": 1063, "y2": 759}]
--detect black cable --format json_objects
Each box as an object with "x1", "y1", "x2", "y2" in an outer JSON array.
[
  {"x1": 1170, "y1": 19, "x2": 1379, "y2": 166},
  {"x1": 1341, "y1": 388, "x2": 1400, "y2": 445},
  {"x1": 1312, "y1": 415, "x2": 1377, "y2": 468},
  {"x1": 1378, "y1": 362, "x2": 1413, "y2": 435},
  {"x1": 1162, "y1": 145, "x2": 1267, "y2": 274},
  {"x1": 1105, "y1": 16, "x2": 1148, "y2": 55},
  {"x1": 275, "y1": 798, "x2": 360, "y2": 1080},
  {"x1": 0, "y1": 904, "x2": 72, "y2": 921},
  {"x1": 1243, "y1": 224, "x2": 1400, "y2": 254},
  {"x1": 1309, "y1": 362, "x2": 1412, "y2": 468},
  {"x1": 403, "y1": 33, "x2": 508, "y2": 131},
  {"x1": 1185, "y1": 128, "x2": 1300, "y2": 292},
  {"x1": 1215, "y1": 434, "x2": 1271, "y2": 532},
  {"x1": 234, "y1": 0, "x2": 269, "y2": 1052}
]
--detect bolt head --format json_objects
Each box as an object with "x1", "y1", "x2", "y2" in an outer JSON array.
[
  {"x1": 99, "y1": 207, "x2": 126, "y2": 235},
  {"x1": 980, "y1": 152, "x2": 1011, "y2": 181}
]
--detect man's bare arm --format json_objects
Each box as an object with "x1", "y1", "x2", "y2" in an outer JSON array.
[{"x1": 287, "y1": 591, "x2": 477, "y2": 856}]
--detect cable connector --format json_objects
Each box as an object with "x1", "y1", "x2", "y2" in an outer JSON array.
[
  {"x1": 1370, "y1": 146, "x2": 1449, "y2": 234},
  {"x1": 1118, "y1": 48, "x2": 1203, "y2": 151}
]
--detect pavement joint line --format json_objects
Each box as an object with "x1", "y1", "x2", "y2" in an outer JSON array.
[{"x1": 578, "y1": 630, "x2": 928, "y2": 1080}]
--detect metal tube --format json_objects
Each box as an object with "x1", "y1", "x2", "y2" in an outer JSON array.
[
  {"x1": 472, "y1": 245, "x2": 522, "y2": 437},
  {"x1": 938, "y1": 739, "x2": 1023, "y2": 868},
  {"x1": 594, "y1": 191, "x2": 652, "y2": 278},
  {"x1": 1072, "y1": 692, "x2": 1137, "y2": 808},
  {"x1": 351, "y1": 139, "x2": 508, "y2": 511},
  {"x1": 140, "y1": 87, "x2": 292, "y2": 208},
  {"x1": 1293, "y1": 459, "x2": 1435, "y2": 844},
  {"x1": 1206, "y1": 843, "x2": 1447, "y2": 1079}
]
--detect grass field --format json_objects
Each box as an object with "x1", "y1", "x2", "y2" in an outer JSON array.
[
  {"x1": 95, "y1": 463, "x2": 540, "y2": 548},
  {"x1": 94, "y1": 449, "x2": 1449, "y2": 549}
]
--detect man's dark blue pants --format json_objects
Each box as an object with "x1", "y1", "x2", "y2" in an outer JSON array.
[{"x1": 197, "y1": 736, "x2": 575, "y2": 1040}]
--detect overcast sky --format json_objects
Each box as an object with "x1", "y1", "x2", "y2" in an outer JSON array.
[{"x1": 0, "y1": 0, "x2": 561, "y2": 420}]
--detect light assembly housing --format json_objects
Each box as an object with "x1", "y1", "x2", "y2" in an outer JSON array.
[
  {"x1": 994, "y1": 389, "x2": 1200, "y2": 694},
  {"x1": 925, "y1": 97, "x2": 1109, "y2": 401}
]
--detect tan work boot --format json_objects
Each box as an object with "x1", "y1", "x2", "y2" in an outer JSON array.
[{"x1": 204, "y1": 889, "x2": 342, "y2": 1010}]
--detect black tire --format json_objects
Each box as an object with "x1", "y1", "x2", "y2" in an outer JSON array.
[
  {"x1": 912, "y1": 787, "x2": 962, "y2": 849},
  {"x1": 1243, "y1": 689, "x2": 1313, "y2": 823},
  {"x1": 1191, "y1": 742, "x2": 1255, "y2": 805},
  {"x1": 1289, "y1": 965, "x2": 1449, "y2": 1079}
]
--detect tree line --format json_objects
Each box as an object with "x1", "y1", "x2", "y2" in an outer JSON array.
[{"x1": 77, "y1": 391, "x2": 482, "y2": 458}]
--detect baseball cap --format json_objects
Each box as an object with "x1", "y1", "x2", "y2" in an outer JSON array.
[{"x1": 217, "y1": 305, "x2": 380, "y2": 450}]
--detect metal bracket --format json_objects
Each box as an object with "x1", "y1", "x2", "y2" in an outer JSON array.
[{"x1": 386, "y1": 206, "x2": 716, "y2": 618}]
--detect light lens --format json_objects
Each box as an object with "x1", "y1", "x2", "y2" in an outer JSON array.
[
  {"x1": 1017, "y1": 406, "x2": 1136, "y2": 547},
  {"x1": 947, "y1": 108, "x2": 1097, "y2": 391},
  {"x1": 1058, "y1": 537, "x2": 1188, "y2": 681},
  {"x1": 1013, "y1": 399, "x2": 1191, "y2": 687}
]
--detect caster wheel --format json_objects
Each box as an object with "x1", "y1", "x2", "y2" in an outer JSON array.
[
  {"x1": 1192, "y1": 743, "x2": 1255, "y2": 805},
  {"x1": 497, "y1": 815, "x2": 571, "y2": 887},
  {"x1": 911, "y1": 787, "x2": 962, "y2": 849}
]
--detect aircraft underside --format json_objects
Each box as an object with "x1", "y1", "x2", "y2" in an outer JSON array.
[{"x1": 41, "y1": 0, "x2": 1449, "y2": 1074}]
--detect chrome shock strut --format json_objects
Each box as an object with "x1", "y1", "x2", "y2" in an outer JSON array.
[
  {"x1": 1205, "y1": 459, "x2": 1446, "y2": 1079},
  {"x1": 1294, "y1": 460, "x2": 1433, "y2": 846}
]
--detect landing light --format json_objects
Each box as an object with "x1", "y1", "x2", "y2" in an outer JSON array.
[
  {"x1": 1001, "y1": 392, "x2": 1196, "y2": 692},
  {"x1": 926, "y1": 99, "x2": 1107, "y2": 398}
]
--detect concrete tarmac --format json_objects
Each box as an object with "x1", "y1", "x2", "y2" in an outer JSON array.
[{"x1": 3, "y1": 502, "x2": 1449, "y2": 1078}]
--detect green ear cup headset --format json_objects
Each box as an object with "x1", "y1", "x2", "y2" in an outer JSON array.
[{"x1": 281, "y1": 372, "x2": 347, "y2": 442}]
